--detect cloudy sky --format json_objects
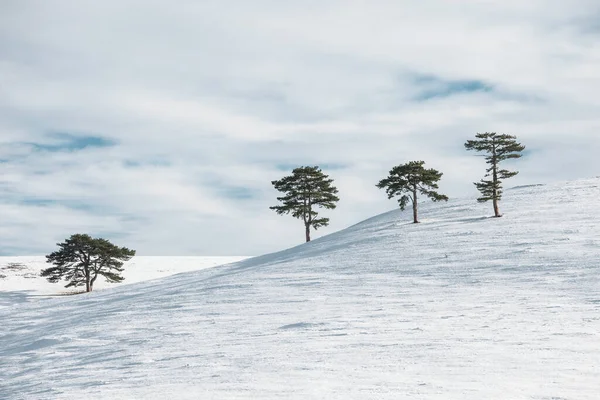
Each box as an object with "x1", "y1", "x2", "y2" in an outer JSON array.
[{"x1": 1, "y1": 0, "x2": 599, "y2": 256}]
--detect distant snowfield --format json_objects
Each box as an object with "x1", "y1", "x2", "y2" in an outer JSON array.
[
  {"x1": 0, "y1": 256, "x2": 250, "y2": 308},
  {"x1": 1, "y1": 179, "x2": 599, "y2": 399}
]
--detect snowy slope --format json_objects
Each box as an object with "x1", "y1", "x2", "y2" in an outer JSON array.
[
  {"x1": 1, "y1": 179, "x2": 599, "y2": 399},
  {"x1": 0, "y1": 256, "x2": 249, "y2": 308}
]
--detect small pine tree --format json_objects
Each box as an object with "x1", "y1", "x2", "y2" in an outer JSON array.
[
  {"x1": 465, "y1": 132, "x2": 525, "y2": 217},
  {"x1": 270, "y1": 166, "x2": 340, "y2": 242},
  {"x1": 376, "y1": 160, "x2": 448, "y2": 223},
  {"x1": 41, "y1": 234, "x2": 136, "y2": 292}
]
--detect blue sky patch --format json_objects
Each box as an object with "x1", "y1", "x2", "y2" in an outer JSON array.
[
  {"x1": 19, "y1": 197, "x2": 108, "y2": 213},
  {"x1": 29, "y1": 132, "x2": 117, "y2": 152},
  {"x1": 412, "y1": 73, "x2": 493, "y2": 101},
  {"x1": 123, "y1": 158, "x2": 171, "y2": 168},
  {"x1": 201, "y1": 178, "x2": 258, "y2": 200},
  {"x1": 217, "y1": 185, "x2": 256, "y2": 200}
]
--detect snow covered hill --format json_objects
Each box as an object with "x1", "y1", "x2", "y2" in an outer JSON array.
[{"x1": 1, "y1": 179, "x2": 599, "y2": 399}]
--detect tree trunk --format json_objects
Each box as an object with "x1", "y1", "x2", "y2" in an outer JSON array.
[
  {"x1": 491, "y1": 141, "x2": 501, "y2": 217},
  {"x1": 492, "y1": 168, "x2": 501, "y2": 217},
  {"x1": 305, "y1": 223, "x2": 311, "y2": 242},
  {"x1": 85, "y1": 268, "x2": 91, "y2": 293},
  {"x1": 412, "y1": 189, "x2": 419, "y2": 223},
  {"x1": 90, "y1": 273, "x2": 97, "y2": 292},
  {"x1": 493, "y1": 197, "x2": 501, "y2": 218}
]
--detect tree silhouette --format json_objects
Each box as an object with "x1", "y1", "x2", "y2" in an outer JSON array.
[
  {"x1": 377, "y1": 161, "x2": 448, "y2": 223},
  {"x1": 270, "y1": 166, "x2": 340, "y2": 242},
  {"x1": 41, "y1": 234, "x2": 135, "y2": 292},
  {"x1": 465, "y1": 132, "x2": 525, "y2": 217}
]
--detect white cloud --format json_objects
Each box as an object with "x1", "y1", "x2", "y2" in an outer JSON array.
[{"x1": 1, "y1": 0, "x2": 599, "y2": 255}]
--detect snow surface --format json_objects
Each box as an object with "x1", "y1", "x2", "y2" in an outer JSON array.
[
  {"x1": 0, "y1": 256, "x2": 249, "y2": 308},
  {"x1": 1, "y1": 179, "x2": 599, "y2": 399}
]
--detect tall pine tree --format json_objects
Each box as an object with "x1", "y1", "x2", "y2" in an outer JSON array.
[
  {"x1": 270, "y1": 166, "x2": 340, "y2": 242},
  {"x1": 376, "y1": 161, "x2": 448, "y2": 223},
  {"x1": 465, "y1": 132, "x2": 525, "y2": 217}
]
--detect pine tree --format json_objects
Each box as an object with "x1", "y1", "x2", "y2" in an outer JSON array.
[
  {"x1": 376, "y1": 161, "x2": 448, "y2": 223},
  {"x1": 41, "y1": 234, "x2": 136, "y2": 292},
  {"x1": 464, "y1": 132, "x2": 525, "y2": 217},
  {"x1": 270, "y1": 166, "x2": 340, "y2": 242}
]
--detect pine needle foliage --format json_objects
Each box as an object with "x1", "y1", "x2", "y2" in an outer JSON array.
[
  {"x1": 376, "y1": 160, "x2": 448, "y2": 223},
  {"x1": 270, "y1": 166, "x2": 340, "y2": 242},
  {"x1": 465, "y1": 132, "x2": 525, "y2": 217},
  {"x1": 41, "y1": 234, "x2": 136, "y2": 292}
]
